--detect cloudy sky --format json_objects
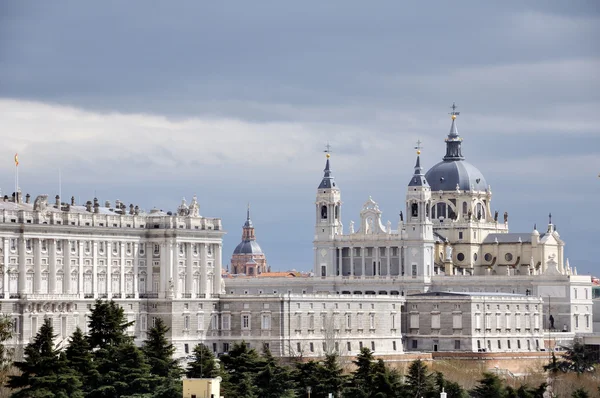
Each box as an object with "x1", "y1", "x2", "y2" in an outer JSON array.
[{"x1": 0, "y1": 1, "x2": 598, "y2": 274}]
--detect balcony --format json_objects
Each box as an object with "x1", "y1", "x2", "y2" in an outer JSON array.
[
  {"x1": 140, "y1": 293, "x2": 159, "y2": 299},
  {"x1": 181, "y1": 293, "x2": 192, "y2": 299}
]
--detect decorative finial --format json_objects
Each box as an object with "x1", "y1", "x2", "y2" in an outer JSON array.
[
  {"x1": 324, "y1": 142, "x2": 332, "y2": 158},
  {"x1": 548, "y1": 212, "x2": 552, "y2": 224},
  {"x1": 449, "y1": 102, "x2": 460, "y2": 120},
  {"x1": 414, "y1": 139, "x2": 423, "y2": 155}
]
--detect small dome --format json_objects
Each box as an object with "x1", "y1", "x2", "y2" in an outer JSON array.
[
  {"x1": 233, "y1": 240, "x2": 263, "y2": 255},
  {"x1": 425, "y1": 160, "x2": 487, "y2": 192}
]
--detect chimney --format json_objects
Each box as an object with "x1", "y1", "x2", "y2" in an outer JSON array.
[
  {"x1": 71, "y1": 196, "x2": 75, "y2": 206},
  {"x1": 86, "y1": 200, "x2": 92, "y2": 212},
  {"x1": 55, "y1": 195, "x2": 60, "y2": 206},
  {"x1": 129, "y1": 204, "x2": 134, "y2": 215},
  {"x1": 105, "y1": 200, "x2": 111, "y2": 208},
  {"x1": 134, "y1": 205, "x2": 139, "y2": 215},
  {"x1": 25, "y1": 193, "x2": 31, "y2": 204}
]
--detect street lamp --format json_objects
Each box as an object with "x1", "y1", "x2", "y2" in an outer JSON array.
[{"x1": 306, "y1": 386, "x2": 312, "y2": 398}]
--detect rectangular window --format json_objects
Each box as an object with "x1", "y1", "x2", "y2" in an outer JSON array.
[
  {"x1": 454, "y1": 340, "x2": 460, "y2": 350},
  {"x1": 505, "y1": 314, "x2": 511, "y2": 329},
  {"x1": 211, "y1": 315, "x2": 218, "y2": 330},
  {"x1": 410, "y1": 314, "x2": 419, "y2": 329},
  {"x1": 197, "y1": 315, "x2": 204, "y2": 330},
  {"x1": 359, "y1": 341, "x2": 363, "y2": 350},
  {"x1": 184, "y1": 344, "x2": 189, "y2": 354},
  {"x1": 152, "y1": 317, "x2": 157, "y2": 328},
  {"x1": 369, "y1": 313, "x2": 375, "y2": 329},
  {"x1": 140, "y1": 315, "x2": 147, "y2": 331},
  {"x1": 431, "y1": 314, "x2": 440, "y2": 329},
  {"x1": 453, "y1": 314, "x2": 462, "y2": 329},
  {"x1": 322, "y1": 342, "x2": 326, "y2": 352},
  {"x1": 184, "y1": 315, "x2": 190, "y2": 330},
  {"x1": 222, "y1": 314, "x2": 230, "y2": 331},
  {"x1": 242, "y1": 314, "x2": 250, "y2": 330},
  {"x1": 393, "y1": 341, "x2": 397, "y2": 351},
  {"x1": 223, "y1": 343, "x2": 230, "y2": 352},
  {"x1": 297, "y1": 343, "x2": 301, "y2": 352},
  {"x1": 261, "y1": 314, "x2": 271, "y2": 330},
  {"x1": 309, "y1": 343, "x2": 314, "y2": 352},
  {"x1": 507, "y1": 340, "x2": 511, "y2": 350},
  {"x1": 517, "y1": 340, "x2": 521, "y2": 349},
  {"x1": 458, "y1": 232, "x2": 463, "y2": 240},
  {"x1": 309, "y1": 315, "x2": 314, "y2": 330},
  {"x1": 371, "y1": 341, "x2": 375, "y2": 351},
  {"x1": 391, "y1": 313, "x2": 396, "y2": 329},
  {"x1": 497, "y1": 340, "x2": 501, "y2": 350},
  {"x1": 411, "y1": 340, "x2": 417, "y2": 349},
  {"x1": 297, "y1": 315, "x2": 303, "y2": 330},
  {"x1": 347, "y1": 342, "x2": 352, "y2": 351},
  {"x1": 346, "y1": 314, "x2": 351, "y2": 329},
  {"x1": 61, "y1": 317, "x2": 67, "y2": 338}
]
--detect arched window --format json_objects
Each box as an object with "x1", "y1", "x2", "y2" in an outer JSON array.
[
  {"x1": 432, "y1": 204, "x2": 436, "y2": 219},
  {"x1": 321, "y1": 205, "x2": 328, "y2": 219},
  {"x1": 334, "y1": 205, "x2": 339, "y2": 219},
  {"x1": 462, "y1": 202, "x2": 468, "y2": 215},
  {"x1": 411, "y1": 203, "x2": 418, "y2": 217},
  {"x1": 426, "y1": 203, "x2": 430, "y2": 217},
  {"x1": 476, "y1": 203, "x2": 485, "y2": 220},
  {"x1": 436, "y1": 202, "x2": 447, "y2": 219}
]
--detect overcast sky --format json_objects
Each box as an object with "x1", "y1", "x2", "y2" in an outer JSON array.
[{"x1": 0, "y1": 1, "x2": 598, "y2": 275}]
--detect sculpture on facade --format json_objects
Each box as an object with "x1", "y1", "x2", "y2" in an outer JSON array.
[
  {"x1": 399, "y1": 211, "x2": 403, "y2": 222},
  {"x1": 445, "y1": 245, "x2": 453, "y2": 261},
  {"x1": 494, "y1": 210, "x2": 498, "y2": 222},
  {"x1": 349, "y1": 220, "x2": 354, "y2": 234},
  {"x1": 504, "y1": 211, "x2": 508, "y2": 223}
]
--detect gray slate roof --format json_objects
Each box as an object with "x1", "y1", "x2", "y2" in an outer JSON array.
[{"x1": 482, "y1": 233, "x2": 546, "y2": 244}]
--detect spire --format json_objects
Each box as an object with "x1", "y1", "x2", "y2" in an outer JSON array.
[
  {"x1": 318, "y1": 144, "x2": 337, "y2": 189},
  {"x1": 244, "y1": 202, "x2": 253, "y2": 228},
  {"x1": 408, "y1": 140, "x2": 429, "y2": 187},
  {"x1": 443, "y1": 102, "x2": 465, "y2": 161}
]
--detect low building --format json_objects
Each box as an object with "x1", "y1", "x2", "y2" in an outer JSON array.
[
  {"x1": 404, "y1": 292, "x2": 545, "y2": 353},
  {"x1": 182, "y1": 378, "x2": 221, "y2": 398}
]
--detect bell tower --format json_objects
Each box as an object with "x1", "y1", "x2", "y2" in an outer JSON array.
[
  {"x1": 314, "y1": 146, "x2": 342, "y2": 277},
  {"x1": 405, "y1": 143, "x2": 435, "y2": 281}
]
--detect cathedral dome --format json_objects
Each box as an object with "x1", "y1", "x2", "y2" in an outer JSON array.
[
  {"x1": 425, "y1": 160, "x2": 487, "y2": 192},
  {"x1": 425, "y1": 105, "x2": 488, "y2": 192},
  {"x1": 233, "y1": 240, "x2": 263, "y2": 255}
]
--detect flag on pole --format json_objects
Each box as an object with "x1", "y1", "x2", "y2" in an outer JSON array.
[{"x1": 14, "y1": 153, "x2": 18, "y2": 167}]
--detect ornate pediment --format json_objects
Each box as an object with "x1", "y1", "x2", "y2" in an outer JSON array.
[{"x1": 357, "y1": 197, "x2": 387, "y2": 235}]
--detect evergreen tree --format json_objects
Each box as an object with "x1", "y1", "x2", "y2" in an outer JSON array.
[
  {"x1": 293, "y1": 360, "x2": 322, "y2": 398},
  {"x1": 348, "y1": 348, "x2": 400, "y2": 398},
  {"x1": 65, "y1": 327, "x2": 97, "y2": 393},
  {"x1": 404, "y1": 359, "x2": 435, "y2": 398},
  {"x1": 8, "y1": 318, "x2": 84, "y2": 398},
  {"x1": 142, "y1": 318, "x2": 182, "y2": 379},
  {"x1": 561, "y1": 342, "x2": 595, "y2": 374},
  {"x1": 433, "y1": 371, "x2": 467, "y2": 398},
  {"x1": 219, "y1": 341, "x2": 262, "y2": 397},
  {"x1": 87, "y1": 300, "x2": 133, "y2": 349},
  {"x1": 543, "y1": 352, "x2": 561, "y2": 375},
  {"x1": 318, "y1": 353, "x2": 347, "y2": 398},
  {"x1": 88, "y1": 341, "x2": 159, "y2": 398},
  {"x1": 254, "y1": 346, "x2": 295, "y2": 398},
  {"x1": 186, "y1": 343, "x2": 219, "y2": 379},
  {"x1": 0, "y1": 316, "x2": 14, "y2": 385},
  {"x1": 470, "y1": 372, "x2": 505, "y2": 398}
]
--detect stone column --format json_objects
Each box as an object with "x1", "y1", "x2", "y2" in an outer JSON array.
[
  {"x1": 92, "y1": 241, "x2": 98, "y2": 298},
  {"x1": 64, "y1": 239, "x2": 71, "y2": 294},
  {"x1": 2, "y1": 238, "x2": 9, "y2": 298},
  {"x1": 120, "y1": 242, "x2": 125, "y2": 297},
  {"x1": 350, "y1": 246, "x2": 354, "y2": 277},
  {"x1": 200, "y1": 243, "x2": 207, "y2": 297},
  {"x1": 145, "y1": 243, "x2": 152, "y2": 293},
  {"x1": 361, "y1": 246, "x2": 366, "y2": 277},
  {"x1": 386, "y1": 246, "x2": 391, "y2": 277},
  {"x1": 34, "y1": 238, "x2": 42, "y2": 293},
  {"x1": 186, "y1": 243, "x2": 193, "y2": 295},
  {"x1": 106, "y1": 241, "x2": 112, "y2": 298},
  {"x1": 48, "y1": 239, "x2": 56, "y2": 294},
  {"x1": 159, "y1": 242, "x2": 167, "y2": 298},
  {"x1": 133, "y1": 242, "x2": 139, "y2": 298},
  {"x1": 18, "y1": 237, "x2": 26, "y2": 294},
  {"x1": 374, "y1": 246, "x2": 379, "y2": 276},
  {"x1": 79, "y1": 241, "x2": 84, "y2": 298},
  {"x1": 338, "y1": 248, "x2": 343, "y2": 276},
  {"x1": 215, "y1": 243, "x2": 222, "y2": 295},
  {"x1": 171, "y1": 240, "x2": 178, "y2": 298}
]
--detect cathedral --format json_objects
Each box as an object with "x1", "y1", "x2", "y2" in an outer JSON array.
[{"x1": 0, "y1": 105, "x2": 592, "y2": 360}]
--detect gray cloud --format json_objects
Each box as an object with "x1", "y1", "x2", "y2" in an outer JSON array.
[{"x1": 0, "y1": 0, "x2": 598, "y2": 274}]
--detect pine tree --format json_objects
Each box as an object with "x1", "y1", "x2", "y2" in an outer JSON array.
[
  {"x1": 404, "y1": 359, "x2": 435, "y2": 398},
  {"x1": 293, "y1": 360, "x2": 322, "y2": 397},
  {"x1": 87, "y1": 300, "x2": 133, "y2": 349},
  {"x1": 318, "y1": 353, "x2": 347, "y2": 398},
  {"x1": 88, "y1": 341, "x2": 159, "y2": 398},
  {"x1": 0, "y1": 316, "x2": 14, "y2": 385},
  {"x1": 254, "y1": 346, "x2": 295, "y2": 398},
  {"x1": 186, "y1": 343, "x2": 219, "y2": 379},
  {"x1": 571, "y1": 388, "x2": 590, "y2": 398},
  {"x1": 65, "y1": 327, "x2": 97, "y2": 394},
  {"x1": 470, "y1": 372, "x2": 505, "y2": 398},
  {"x1": 142, "y1": 318, "x2": 182, "y2": 379},
  {"x1": 8, "y1": 318, "x2": 84, "y2": 398},
  {"x1": 219, "y1": 341, "x2": 262, "y2": 397},
  {"x1": 351, "y1": 347, "x2": 375, "y2": 391}
]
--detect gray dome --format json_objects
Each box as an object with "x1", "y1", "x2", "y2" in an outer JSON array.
[
  {"x1": 425, "y1": 160, "x2": 487, "y2": 192},
  {"x1": 233, "y1": 240, "x2": 263, "y2": 255}
]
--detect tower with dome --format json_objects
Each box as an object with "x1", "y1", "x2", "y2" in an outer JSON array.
[{"x1": 230, "y1": 205, "x2": 269, "y2": 275}]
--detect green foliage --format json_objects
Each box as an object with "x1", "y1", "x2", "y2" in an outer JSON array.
[
  {"x1": 8, "y1": 318, "x2": 84, "y2": 398},
  {"x1": 543, "y1": 352, "x2": 561, "y2": 375},
  {"x1": 87, "y1": 300, "x2": 133, "y2": 349},
  {"x1": 219, "y1": 341, "x2": 263, "y2": 397},
  {"x1": 433, "y1": 371, "x2": 467, "y2": 398},
  {"x1": 65, "y1": 327, "x2": 97, "y2": 393},
  {"x1": 186, "y1": 343, "x2": 219, "y2": 379},
  {"x1": 404, "y1": 359, "x2": 435, "y2": 398},
  {"x1": 0, "y1": 316, "x2": 14, "y2": 374},
  {"x1": 347, "y1": 348, "x2": 401, "y2": 398},
  {"x1": 470, "y1": 372, "x2": 505, "y2": 398},
  {"x1": 142, "y1": 318, "x2": 182, "y2": 379},
  {"x1": 571, "y1": 387, "x2": 590, "y2": 398},
  {"x1": 293, "y1": 354, "x2": 347, "y2": 398},
  {"x1": 255, "y1": 346, "x2": 296, "y2": 398},
  {"x1": 560, "y1": 342, "x2": 596, "y2": 374},
  {"x1": 88, "y1": 341, "x2": 159, "y2": 398}
]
